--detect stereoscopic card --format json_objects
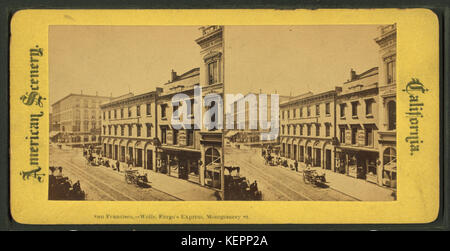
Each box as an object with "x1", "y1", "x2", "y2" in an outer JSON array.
[{"x1": 9, "y1": 9, "x2": 440, "y2": 224}]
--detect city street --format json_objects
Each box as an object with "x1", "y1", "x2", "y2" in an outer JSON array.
[
  {"x1": 224, "y1": 147, "x2": 357, "y2": 201},
  {"x1": 49, "y1": 146, "x2": 180, "y2": 201}
]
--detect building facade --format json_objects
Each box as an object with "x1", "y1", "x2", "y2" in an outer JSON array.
[
  {"x1": 99, "y1": 25, "x2": 225, "y2": 191},
  {"x1": 156, "y1": 68, "x2": 203, "y2": 185},
  {"x1": 375, "y1": 24, "x2": 397, "y2": 188},
  {"x1": 51, "y1": 93, "x2": 112, "y2": 146},
  {"x1": 280, "y1": 91, "x2": 337, "y2": 170},
  {"x1": 100, "y1": 91, "x2": 160, "y2": 171},
  {"x1": 195, "y1": 25, "x2": 225, "y2": 190},
  {"x1": 335, "y1": 67, "x2": 381, "y2": 184}
]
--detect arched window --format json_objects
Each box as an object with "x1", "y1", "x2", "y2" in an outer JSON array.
[
  {"x1": 205, "y1": 147, "x2": 221, "y2": 166},
  {"x1": 387, "y1": 101, "x2": 396, "y2": 130},
  {"x1": 383, "y1": 147, "x2": 396, "y2": 165}
]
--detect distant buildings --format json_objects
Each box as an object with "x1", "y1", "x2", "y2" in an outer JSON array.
[
  {"x1": 50, "y1": 93, "x2": 112, "y2": 146},
  {"x1": 225, "y1": 93, "x2": 290, "y2": 149}
]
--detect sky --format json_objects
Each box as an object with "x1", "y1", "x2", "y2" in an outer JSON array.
[
  {"x1": 49, "y1": 25, "x2": 381, "y2": 104},
  {"x1": 49, "y1": 25, "x2": 202, "y2": 103},
  {"x1": 225, "y1": 25, "x2": 380, "y2": 96}
]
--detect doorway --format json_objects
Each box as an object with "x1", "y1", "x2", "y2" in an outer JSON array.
[
  {"x1": 147, "y1": 150, "x2": 153, "y2": 170},
  {"x1": 315, "y1": 148, "x2": 321, "y2": 167},
  {"x1": 326, "y1": 149, "x2": 332, "y2": 170}
]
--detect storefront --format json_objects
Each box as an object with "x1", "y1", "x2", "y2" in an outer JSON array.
[
  {"x1": 323, "y1": 142, "x2": 333, "y2": 170},
  {"x1": 113, "y1": 139, "x2": 119, "y2": 161},
  {"x1": 298, "y1": 139, "x2": 305, "y2": 163},
  {"x1": 119, "y1": 139, "x2": 126, "y2": 162},
  {"x1": 156, "y1": 149, "x2": 168, "y2": 174},
  {"x1": 158, "y1": 146, "x2": 201, "y2": 182},
  {"x1": 127, "y1": 140, "x2": 135, "y2": 164},
  {"x1": 204, "y1": 146, "x2": 221, "y2": 189},
  {"x1": 382, "y1": 147, "x2": 396, "y2": 188},
  {"x1": 313, "y1": 140, "x2": 324, "y2": 167},
  {"x1": 287, "y1": 138, "x2": 293, "y2": 159},
  {"x1": 292, "y1": 138, "x2": 299, "y2": 161},
  {"x1": 337, "y1": 146, "x2": 379, "y2": 182},
  {"x1": 134, "y1": 141, "x2": 143, "y2": 168},
  {"x1": 200, "y1": 131, "x2": 223, "y2": 190},
  {"x1": 144, "y1": 140, "x2": 158, "y2": 171},
  {"x1": 305, "y1": 140, "x2": 312, "y2": 164}
]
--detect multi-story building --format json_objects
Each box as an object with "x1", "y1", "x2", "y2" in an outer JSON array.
[
  {"x1": 280, "y1": 90, "x2": 337, "y2": 170},
  {"x1": 100, "y1": 91, "x2": 160, "y2": 171},
  {"x1": 335, "y1": 67, "x2": 381, "y2": 184},
  {"x1": 156, "y1": 68, "x2": 203, "y2": 184},
  {"x1": 100, "y1": 25, "x2": 225, "y2": 191},
  {"x1": 375, "y1": 24, "x2": 397, "y2": 188},
  {"x1": 225, "y1": 93, "x2": 290, "y2": 149},
  {"x1": 334, "y1": 24, "x2": 397, "y2": 187},
  {"x1": 51, "y1": 93, "x2": 112, "y2": 146}
]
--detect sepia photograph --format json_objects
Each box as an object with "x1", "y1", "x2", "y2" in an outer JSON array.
[
  {"x1": 8, "y1": 8, "x2": 442, "y2": 227},
  {"x1": 48, "y1": 25, "x2": 397, "y2": 201}
]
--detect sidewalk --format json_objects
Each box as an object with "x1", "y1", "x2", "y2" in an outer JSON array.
[
  {"x1": 251, "y1": 149, "x2": 395, "y2": 201},
  {"x1": 305, "y1": 165, "x2": 395, "y2": 201},
  {"x1": 136, "y1": 167, "x2": 219, "y2": 201}
]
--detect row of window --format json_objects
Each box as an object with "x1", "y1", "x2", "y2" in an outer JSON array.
[
  {"x1": 159, "y1": 128, "x2": 195, "y2": 146},
  {"x1": 339, "y1": 99, "x2": 374, "y2": 119},
  {"x1": 281, "y1": 123, "x2": 331, "y2": 137},
  {"x1": 282, "y1": 102, "x2": 331, "y2": 120},
  {"x1": 103, "y1": 124, "x2": 152, "y2": 138},
  {"x1": 339, "y1": 127, "x2": 374, "y2": 147},
  {"x1": 104, "y1": 103, "x2": 152, "y2": 120}
]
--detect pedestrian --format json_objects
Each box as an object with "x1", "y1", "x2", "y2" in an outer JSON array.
[
  {"x1": 294, "y1": 160, "x2": 298, "y2": 172},
  {"x1": 116, "y1": 160, "x2": 120, "y2": 172}
]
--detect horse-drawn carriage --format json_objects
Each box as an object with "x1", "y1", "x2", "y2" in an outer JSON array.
[
  {"x1": 124, "y1": 169, "x2": 150, "y2": 188},
  {"x1": 48, "y1": 166, "x2": 86, "y2": 200},
  {"x1": 223, "y1": 166, "x2": 262, "y2": 200},
  {"x1": 302, "y1": 168, "x2": 326, "y2": 187}
]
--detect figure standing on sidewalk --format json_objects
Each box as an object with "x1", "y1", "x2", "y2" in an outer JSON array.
[
  {"x1": 294, "y1": 160, "x2": 298, "y2": 172},
  {"x1": 116, "y1": 160, "x2": 120, "y2": 172}
]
